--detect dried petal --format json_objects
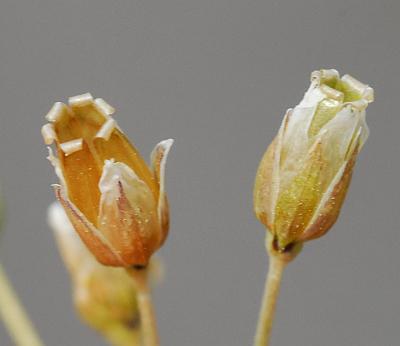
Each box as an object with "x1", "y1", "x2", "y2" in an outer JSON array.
[
  {"x1": 151, "y1": 139, "x2": 174, "y2": 244},
  {"x1": 54, "y1": 185, "x2": 126, "y2": 266},
  {"x1": 98, "y1": 160, "x2": 160, "y2": 266},
  {"x1": 43, "y1": 95, "x2": 172, "y2": 267}
]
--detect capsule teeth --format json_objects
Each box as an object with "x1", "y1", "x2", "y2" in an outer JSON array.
[
  {"x1": 362, "y1": 86, "x2": 374, "y2": 103},
  {"x1": 344, "y1": 99, "x2": 369, "y2": 111},
  {"x1": 320, "y1": 84, "x2": 344, "y2": 102},
  {"x1": 47, "y1": 146, "x2": 57, "y2": 164},
  {"x1": 311, "y1": 69, "x2": 339, "y2": 85},
  {"x1": 59, "y1": 138, "x2": 83, "y2": 156},
  {"x1": 41, "y1": 123, "x2": 56, "y2": 144},
  {"x1": 341, "y1": 75, "x2": 374, "y2": 103},
  {"x1": 94, "y1": 98, "x2": 115, "y2": 116},
  {"x1": 68, "y1": 93, "x2": 93, "y2": 107},
  {"x1": 95, "y1": 118, "x2": 116, "y2": 141},
  {"x1": 45, "y1": 102, "x2": 69, "y2": 122},
  {"x1": 47, "y1": 147, "x2": 67, "y2": 187}
]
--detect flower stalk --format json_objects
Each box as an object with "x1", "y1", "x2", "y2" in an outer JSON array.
[
  {"x1": 0, "y1": 262, "x2": 44, "y2": 346},
  {"x1": 127, "y1": 267, "x2": 159, "y2": 346},
  {"x1": 254, "y1": 234, "x2": 301, "y2": 346},
  {"x1": 43, "y1": 94, "x2": 173, "y2": 346},
  {"x1": 254, "y1": 254, "x2": 286, "y2": 346},
  {"x1": 253, "y1": 69, "x2": 374, "y2": 344}
]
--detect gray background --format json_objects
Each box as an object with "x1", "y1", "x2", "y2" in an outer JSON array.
[{"x1": 0, "y1": 0, "x2": 398, "y2": 345}]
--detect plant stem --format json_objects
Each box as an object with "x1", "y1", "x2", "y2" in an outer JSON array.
[
  {"x1": 127, "y1": 267, "x2": 159, "y2": 346},
  {"x1": 254, "y1": 254, "x2": 287, "y2": 346},
  {"x1": 0, "y1": 262, "x2": 44, "y2": 346}
]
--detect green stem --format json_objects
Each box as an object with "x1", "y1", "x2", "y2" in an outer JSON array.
[
  {"x1": 254, "y1": 255, "x2": 287, "y2": 346},
  {"x1": 0, "y1": 262, "x2": 44, "y2": 346}
]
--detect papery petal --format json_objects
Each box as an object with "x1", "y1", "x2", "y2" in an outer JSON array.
[
  {"x1": 150, "y1": 139, "x2": 174, "y2": 244},
  {"x1": 274, "y1": 140, "x2": 325, "y2": 249},
  {"x1": 357, "y1": 112, "x2": 369, "y2": 150},
  {"x1": 308, "y1": 98, "x2": 342, "y2": 137},
  {"x1": 254, "y1": 110, "x2": 290, "y2": 229},
  {"x1": 300, "y1": 140, "x2": 360, "y2": 241},
  {"x1": 315, "y1": 107, "x2": 360, "y2": 188},
  {"x1": 54, "y1": 185, "x2": 126, "y2": 266},
  {"x1": 93, "y1": 131, "x2": 158, "y2": 200},
  {"x1": 46, "y1": 147, "x2": 67, "y2": 188},
  {"x1": 280, "y1": 102, "x2": 320, "y2": 179},
  {"x1": 254, "y1": 139, "x2": 276, "y2": 230},
  {"x1": 98, "y1": 160, "x2": 161, "y2": 266}
]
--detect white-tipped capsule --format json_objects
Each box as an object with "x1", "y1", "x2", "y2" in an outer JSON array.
[
  {"x1": 94, "y1": 98, "x2": 115, "y2": 116},
  {"x1": 254, "y1": 69, "x2": 373, "y2": 251},
  {"x1": 320, "y1": 84, "x2": 344, "y2": 102},
  {"x1": 95, "y1": 118, "x2": 116, "y2": 141},
  {"x1": 60, "y1": 139, "x2": 83, "y2": 156},
  {"x1": 45, "y1": 102, "x2": 69, "y2": 122},
  {"x1": 341, "y1": 74, "x2": 374, "y2": 102},
  {"x1": 47, "y1": 147, "x2": 66, "y2": 187},
  {"x1": 311, "y1": 69, "x2": 339, "y2": 85},
  {"x1": 68, "y1": 93, "x2": 93, "y2": 107},
  {"x1": 41, "y1": 123, "x2": 56, "y2": 144}
]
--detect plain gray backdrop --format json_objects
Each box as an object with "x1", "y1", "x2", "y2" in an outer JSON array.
[{"x1": 0, "y1": 0, "x2": 399, "y2": 345}]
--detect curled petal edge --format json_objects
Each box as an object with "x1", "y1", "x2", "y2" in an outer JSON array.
[
  {"x1": 97, "y1": 160, "x2": 161, "y2": 266},
  {"x1": 299, "y1": 139, "x2": 360, "y2": 242},
  {"x1": 53, "y1": 184, "x2": 127, "y2": 267},
  {"x1": 150, "y1": 139, "x2": 174, "y2": 244},
  {"x1": 253, "y1": 110, "x2": 291, "y2": 230}
]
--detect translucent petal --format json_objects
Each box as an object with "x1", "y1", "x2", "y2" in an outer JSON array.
[
  {"x1": 54, "y1": 185, "x2": 125, "y2": 266},
  {"x1": 300, "y1": 141, "x2": 359, "y2": 241},
  {"x1": 98, "y1": 161, "x2": 161, "y2": 266},
  {"x1": 254, "y1": 110, "x2": 290, "y2": 229},
  {"x1": 150, "y1": 139, "x2": 174, "y2": 244},
  {"x1": 274, "y1": 141, "x2": 325, "y2": 249}
]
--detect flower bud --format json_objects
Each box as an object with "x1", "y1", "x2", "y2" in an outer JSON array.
[
  {"x1": 48, "y1": 202, "x2": 162, "y2": 346},
  {"x1": 254, "y1": 69, "x2": 373, "y2": 251},
  {"x1": 42, "y1": 94, "x2": 173, "y2": 267}
]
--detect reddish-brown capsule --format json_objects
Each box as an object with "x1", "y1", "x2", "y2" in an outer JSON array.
[{"x1": 42, "y1": 94, "x2": 173, "y2": 267}]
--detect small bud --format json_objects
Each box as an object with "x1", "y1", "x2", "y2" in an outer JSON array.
[
  {"x1": 42, "y1": 95, "x2": 173, "y2": 267},
  {"x1": 48, "y1": 202, "x2": 162, "y2": 346},
  {"x1": 254, "y1": 69, "x2": 373, "y2": 252}
]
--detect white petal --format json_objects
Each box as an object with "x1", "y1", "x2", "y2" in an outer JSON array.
[
  {"x1": 150, "y1": 139, "x2": 173, "y2": 241},
  {"x1": 318, "y1": 106, "x2": 361, "y2": 166},
  {"x1": 269, "y1": 112, "x2": 290, "y2": 223},
  {"x1": 98, "y1": 160, "x2": 160, "y2": 242},
  {"x1": 54, "y1": 185, "x2": 126, "y2": 266}
]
